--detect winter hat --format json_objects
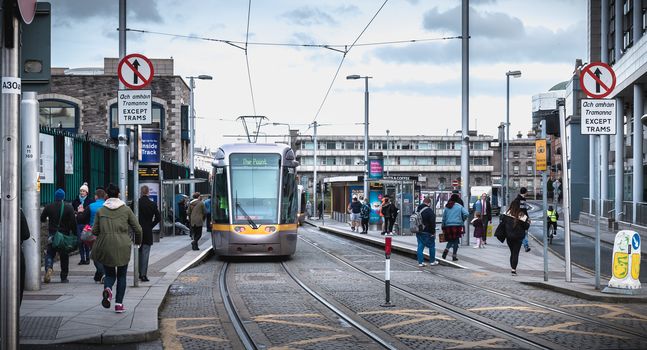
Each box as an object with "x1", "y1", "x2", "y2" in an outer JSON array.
[
  {"x1": 55, "y1": 188, "x2": 65, "y2": 201},
  {"x1": 80, "y1": 183, "x2": 89, "y2": 193}
]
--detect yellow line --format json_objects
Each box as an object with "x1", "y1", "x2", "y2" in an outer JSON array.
[
  {"x1": 468, "y1": 306, "x2": 551, "y2": 314},
  {"x1": 517, "y1": 321, "x2": 629, "y2": 339},
  {"x1": 252, "y1": 317, "x2": 340, "y2": 332},
  {"x1": 160, "y1": 317, "x2": 228, "y2": 349},
  {"x1": 398, "y1": 334, "x2": 508, "y2": 349}
]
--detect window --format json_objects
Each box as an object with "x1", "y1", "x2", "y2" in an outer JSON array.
[
  {"x1": 399, "y1": 157, "x2": 413, "y2": 165},
  {"x1": 416, "y1": 157, "x2": 432, "y2": 165},
  {"x1": 325, "y1": 142, "x2": 336, "y2": 150},
  {"x1": 344, "y1": 142, "x2": 355, "y2": 150},
  {"x1": 301, "y1": 157, "x2": 314, "y2": 165},
  {"x1": 181, "y1": 105, "x2": 189, "y2": 140},
  {"x1": 526, "y1": 150, "x2": 533, "y2": 157},
  {"x1": 212, "y1": 167, "x2": 230, "y2": 224},
  {"x1": 436, "y1": 157, "x2": 456, "y2": 166},
  {"x1": 345, "y1": 158, "x2": 353, "y2": 165},
  {"x1": 401, "y1": 143, "x2": 411, "y2": 150},
  {"x1": 301, "y1": 142, "x2": 314, "y2": 150},
  {"x1": 418, "y1": 142, "x2": 431, "y2": 150},
  {"x1": 111, "y1": 102, "x2": 163, "y2": 139},
  {"x1": 513, "y1": 179, "x2": 520, "y2": 188},
  {"x1": 280, "y1": 167, "x2": 298, "y2": 224},
  {"x1": 527, "y1": 180, "x2": 534, "y2": 189},
  {"x1": 470, "y1": 142, "x2": 488, "y2": 150},
  {"x1": 513, "y1": 164, "x2": 520, "y2": 175},
  {"x1": 470, "y1": 157, "x2": 488, "y2": 166},
  {"x1": 39, "y1": 100, "x2": 78, "y2": 132},
  {"x1": 324, "y1": 157, "x2": 336, "y2": 165},
  {"x1": 513, "y1": 151, "x2": 520, "y2": 158},
  {"x1": 229, "y1": 153, "x2": 280, "y2": 224},
  {"x1": 527, "y1": 162, "x2": 534, "y2": 173}
]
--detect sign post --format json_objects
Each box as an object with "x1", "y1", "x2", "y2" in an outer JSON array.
[{"x1": 579, "y1": 62, "x2": 618, "y2": 289}]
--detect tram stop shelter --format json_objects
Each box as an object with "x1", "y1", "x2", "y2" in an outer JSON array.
[
  {"x1": 323, "y1": 175, "x2": 422, "y2": 234},
  {"x1": 160, "y1": 178, "x2": 208, "y2": 240}
]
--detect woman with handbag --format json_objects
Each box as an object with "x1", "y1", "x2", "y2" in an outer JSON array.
[
  {"x1": 501, "y1": 200, "x2": 531, "y2": 275},
  {"x1": 92, "y1": 184, "x2": 142, "y2": 313},
  {"x1": 40, "y1": 188, "x2": 78, "y2": 283},
  {"x1": 441, "y1": 193, "x2": 468, "y2": 261}
]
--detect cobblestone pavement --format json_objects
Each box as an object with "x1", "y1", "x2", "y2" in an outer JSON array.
[{"x1": 297, "y1": 226, "x2": 647, "y2": 349}]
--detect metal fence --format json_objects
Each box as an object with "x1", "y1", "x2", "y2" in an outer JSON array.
[
  {"x1": 581, "y1": 197, "x2": 647, "y2": 226},
  {"x1": 38, "y1": 127, "x2": 210, "y2": 205}
]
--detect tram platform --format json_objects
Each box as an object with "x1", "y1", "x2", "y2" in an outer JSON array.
[
  {"x1": 305, "y1": 216, "x2": 647, "y2": 303},
  {"x1": 19, "y1": 233, "x2": 212, "y2": 345}
]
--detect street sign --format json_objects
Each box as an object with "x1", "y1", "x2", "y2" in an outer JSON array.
[
  {"x1": 17, "y1": 0, "x2": 37, "y2": 24},
  {"x1": 535, "y1": 140, "x2": 547, "y2": 171},
  {"x1": 579, "y1": 62, "x2": 616, "y2": 99},
  {"x1": 118, "y1": 90, "x2": 152, "y2": 125},
  {"x1": 118, "y1": 53, "x2": 154, "y2": 89},
  {"x1": 452, "y1": 179, "x2": 459, "y2": 187},
  {"x1": 581, "y1": 99, "x2": 617, "y2": 135}
]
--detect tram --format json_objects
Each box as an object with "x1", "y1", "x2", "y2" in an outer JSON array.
[{"x1": 211, "y1": 143, "x2": 299, "y2": 256}]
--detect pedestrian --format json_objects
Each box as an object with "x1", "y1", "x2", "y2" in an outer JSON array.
[
  {"x1": 88, "y1": 188, "x2": 106, "y2": 283},
  {"x1": 441, "y1": 193, "x2": 468, "y2": 261},
  {"x1": 359, "y1": 197, "x2": 370, "y2": 234},
  {"x1": 513, "y1": 187, "x2": 531, "y2": 252},
  {"x1": 347, "y1": 196, "x2": 362, "y2": 232},
  {"x1": 72, "y1": 183, "x2": 94, "y2": 265},
  {"x1": 317, "y1": 200, "x2": 323, "y2": 219},
  {"x1": 380, "y1": 196, "x2": 397, "y2": 235},
  {"x1": 501, "y1": 199, "x2": 531, "y2": 275},
  {"x1": 1, "y1": 200, "x2": 32, "y2": 304},
  {"x1": 178, "y1": 197, "x2": 189, "y2": 230},
  {"x1": 138, "y1": 185, "x2": 160, "y2": 282},
  {"x1": 472, "y1": 193, "x2": 491, "y2": 245},
  {"x1": 416, "y1": 197, "x2": 438, "y2": 266},
  {"x1": 306, "y1": 200, "x2": 312, "y2": 219},
  {"x1": 547, "y1": 205, "x2": 559, "y2": 235},
  {"x1": 92, "y1": 184, "x2": 142, "y2": 313},
  {"x1": 188, "y1": 192, "x2": 206, "y2": 250},
  {"x1": 41, "y1": 188, "x2": 77, "y2": 283},
  {"x1": 471, "y1": 211, "x2": 485, "y2": 248},
  {"x1": 204, "y1": 195, "x2": 212, "y2": 233}
]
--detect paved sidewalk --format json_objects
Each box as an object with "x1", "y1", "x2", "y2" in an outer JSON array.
[
  {"x1": 305, "y1": 216, "x2": 647, "y2": 303},
  {"x1": 19, "y1": 233, "x2": 212, "y2": 345}
]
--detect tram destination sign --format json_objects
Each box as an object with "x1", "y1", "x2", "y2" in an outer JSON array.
[{"x1": 581, "y1": 99, "x2": 616, "y2": 135}]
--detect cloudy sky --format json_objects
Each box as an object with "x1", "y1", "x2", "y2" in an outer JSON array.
[{"x1": 50, "y1": 0, "x2": 587, "y2": 148}]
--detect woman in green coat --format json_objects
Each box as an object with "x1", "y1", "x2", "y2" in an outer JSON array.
[{"x1": 92, "y1": 184, "x2": 142, "y2": 313}]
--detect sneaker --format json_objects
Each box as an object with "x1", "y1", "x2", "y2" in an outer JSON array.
[
  {"x1": 511, "y1": 270, "x2": 517, "y2": 276},
  {"x1": 418, "y1": 263, "x2": 426, "y2": 267},
  {"x1": 429, "y1": 261, "x2": 439, "y2": 266},
  {"x1": 473, "y1": 245, "x2": 480, "y2": 249},
  {"x1": 114, "y1": 304, "x2": 126, "y2": 313},
  {"x1": 44, "y1": 267, "x2": 53, "y2": 284},
  {"x1": 525, "y1": 247, "x2": 531, "y2": 253},
  {"x1": 102, "y1": 288, "x2": 112, "y2": 309}
]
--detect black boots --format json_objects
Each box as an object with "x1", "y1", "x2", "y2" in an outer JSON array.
[{"x1": 442, "y1": 249, "x2": 448, "y2": 260}]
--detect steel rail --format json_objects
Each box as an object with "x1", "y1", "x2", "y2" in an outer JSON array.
[{"x1": 219, "y1": 262, "x2": 258, "y2": 350}]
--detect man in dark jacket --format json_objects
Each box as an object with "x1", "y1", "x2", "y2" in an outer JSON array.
[
  {"x1": 138, "y1": 185, "x2": 160, "y2": 282},
  {"x1": 72, "y1": 183, "x2": 94, "y2": 265},
  {"x1": 512, "y1": 187, "x2": 531, "y2": 252},
  {"x1": 380, "y1": 196, "x2": 398, "y2": 235},
  {"x1": 41, "y1": 188, "x2": 77, "y2": 283},
  {"x1": 415, "y1": 197, "x2": 437, "y2": 266}
]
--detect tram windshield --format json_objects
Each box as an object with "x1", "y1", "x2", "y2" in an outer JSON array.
[{"x1": 230, "y1": 153, "x2": 281, "y2": 224}]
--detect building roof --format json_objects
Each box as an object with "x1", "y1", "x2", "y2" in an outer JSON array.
[{"x1": 549, "y1": 81, "x2": 569, "y2": 91}]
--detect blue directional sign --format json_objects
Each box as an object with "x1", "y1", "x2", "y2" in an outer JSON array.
[
  {"x1": 140, "y1": 129, "x2": 160, "y2": 164},
  {"x1": 632, "y1": 233, "x2": 640, "y2": 251}
]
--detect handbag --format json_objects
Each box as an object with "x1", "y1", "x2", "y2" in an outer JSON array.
[
  {"x1": 486, "y1": 224, "x2": 494, "y2": 238},
  {"x1": 51, "y1": 202, "x2": 79, "y2": 253},
  {"x1": 438, "y1": 232, "x2": 447, "y2": 243},
  {"x1": 494, "y1": 219, "x2": 506, "y2": 243},
  {"x1": 80, "y1": 224, "x2": 96, "y2": 245}
]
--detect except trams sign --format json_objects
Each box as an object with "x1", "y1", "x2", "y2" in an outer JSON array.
[
  {"x1": 118, "y1": 90, "x2": 152, "y2": 125},
  {"x1": 581, "y1": 99, "x2": 616, "y2": 135}
]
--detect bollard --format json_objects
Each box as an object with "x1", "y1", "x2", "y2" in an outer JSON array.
[
  {"x1": 603, "y1": 230, "x2": 642, "y2": 294},
  {"x1": 381, "y1": 236, "x2": 395, "y2": 307}
]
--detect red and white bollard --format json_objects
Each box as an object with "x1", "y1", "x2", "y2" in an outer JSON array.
[{"x1": 381, "y1": 236, "x2": 395, "y2": 307}]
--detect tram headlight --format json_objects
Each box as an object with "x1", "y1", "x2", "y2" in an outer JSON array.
[
  {"x1": 233, "y1": 226, "x2": 246, "y2": 233},
  {"x1": 264, "y1": 226, "x2": 277, "y2": 233}
]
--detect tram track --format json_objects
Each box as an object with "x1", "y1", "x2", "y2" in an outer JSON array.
[{"x1": 297, "y1": 235, "x2": 558, "y2": 350}]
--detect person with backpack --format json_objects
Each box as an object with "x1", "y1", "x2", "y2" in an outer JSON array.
[
  {"x1": 413, "y1": 197, "x2": 437, "y2": 266},
  {"x1": 501, "y1": 200, "x2": 531, "y2": 275},
  {"x1": 359, "y1": 197, "x2": 370, "y2": 234},
  {"x1": 40, "y1": 189, "x2": 77, "y2": 283},
  {"x1": 513, "y1": 187, "x2": 531, "y2": 252}
]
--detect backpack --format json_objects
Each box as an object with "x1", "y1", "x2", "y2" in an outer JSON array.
[
  {"x1": 409, "y1": 206, "x2": 429, "y2": 234},
  {"x1": 360, "y1": 204, "x2": 370, "y2": 218}
]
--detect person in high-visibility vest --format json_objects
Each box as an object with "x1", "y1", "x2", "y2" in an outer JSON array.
[{"x1": 547, "y1": 205, "x2": 559, "y2": 235}]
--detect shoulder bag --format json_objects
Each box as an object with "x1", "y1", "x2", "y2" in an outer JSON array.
[{"x1": 51, "y1": 202, "x2": 79, "y2": 253}]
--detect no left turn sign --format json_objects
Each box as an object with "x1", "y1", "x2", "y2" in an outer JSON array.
[
  {"x1": 118, "y1": 53, "x2": 154, "y2": 89},
  {"x1": 579, "y1": 62, "x2": 616, "y2": 99}
]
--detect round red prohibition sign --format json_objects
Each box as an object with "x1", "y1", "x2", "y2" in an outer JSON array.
[
  {"x1": 118, "y1": 53, "x2": 155, "y2": 89},
  {"x1": 579, "y1": 62, "x2": 616, "y2": 99}
]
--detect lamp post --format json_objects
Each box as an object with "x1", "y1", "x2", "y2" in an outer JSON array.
[
  {"x1": 347, "y1": 74, "x2": 372, "y2": 199},
  {"x1": 504, "y1": 70, "x2": 521, "y2": 208},
  {"x1": 386, "y1": 129, "x2": 390, "y2": 176},
  {"x1": 187, "y1": 74, "x2": 213, "y2": 195}
]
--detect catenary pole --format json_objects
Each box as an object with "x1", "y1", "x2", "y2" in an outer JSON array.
[
  {"x1": 541, "y1": 120, "x2": 548, "y2": 281},
  {"x1": 189, "y1": 77, "x2": 195, "y2": 195},
  {"x1": 0, "y1": 5, "x2": 21, "y2": 348},
  {"x1": 133, "y1": 127, "x2": 139, "y2": 287},
  {"x1": 21, "y1": 92, "x2": 41, "y2": 291},
  {"x1": 594, "y1": 134, "x2": 601, "y2": 289},
  {"x1": 363, "y1": 77, "x2": 369, "y2": 201},
  {"x1": 461, "y1": 0, "x2": 470, "y2": 245},
  {"x1": 118, "y1": 0, "x2": 128, "y2": 202},
  {"x1": 313, "y1": 121, "x2": 318, "y2": 221},
  {"x1": 557, "y1": 98, "x2": 572, "y2": 282}
]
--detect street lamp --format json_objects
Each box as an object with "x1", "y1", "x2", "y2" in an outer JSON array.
[
  {"x1": 504, "y1": 70, "x2": 521, "y2": 207},
  {"x1": 347, "y1": 74, "x2": 372, "y2": 200},
  {"x1": 386, "y1": 129, "x2": 390, "y2": 176},
  {"x1": 187, "y1": 74, "x2": 213, "y2": 195}
]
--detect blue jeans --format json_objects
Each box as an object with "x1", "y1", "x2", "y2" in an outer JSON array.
[
  {"x1": 104, "y1": 265, "x2": 128, "y2": 304},
  {"x1": 138, "y1": 244, "x2": 151, "y2": 278},
  {"x1": 522, "y1": 232, "x2": 529, "y2": 249},
  {"x1": 416, "y1": 232, "x2": 435, "y2": 264},
  {"x1": 445, "y1": 238, "x2": 460, "y2": 257},
  {"x1": 45, "y1": 243, "x2": 69, "y2": 279},
  {"x1": 77, "y1": 224, "x2": 90, "y2": 261}
]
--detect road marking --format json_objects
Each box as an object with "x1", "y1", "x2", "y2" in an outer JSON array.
[
  {"x1": 517, "y1": 321, "x2": 628, "y2": 339},
  {"x1": 398, "y1": 334, "x2": 508, "y2": 349},
  {"x1": 268, "y1": 334, "x2": 353, "y2": 350},
  {"x1": 468, "y1": 306, "x2": 551, "y2": 314},
  {"x1": 359, "y1": 309, "x2": 453, "y2": 329},
  {"x1": 561, "y1": 303, "x2": 647, "y2": 322},
  {"x1": 252, "y1": 314, "x2": 341, "y2": 332},
  {"x1": 160, "y1": 317, "x2": 226, "y2": 349}
]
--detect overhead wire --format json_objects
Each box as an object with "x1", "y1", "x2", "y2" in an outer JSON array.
[{"x1": 244, "y1": 0, "x2": 257, "y2": 116}]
